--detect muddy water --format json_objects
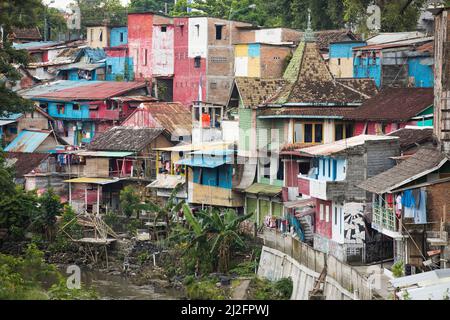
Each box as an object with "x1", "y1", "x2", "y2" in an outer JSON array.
[{"x1": 80, "y1": 269, "x2": 182, "y2": 300}]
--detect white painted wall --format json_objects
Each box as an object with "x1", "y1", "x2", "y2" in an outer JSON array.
[
  {"x1": 188, "y1": 17, "x2": 208, "y2": 58},
  {"x1": 255, "y1": 28, "x2": 283, "y2": 44},
  {"x1": 222, "y1": 120, "x2": 239, "y2": 142},
  {"x1": 332, "y1": 201, "x2": 345, "y2": 244},
  {"x1": 324, "y1": 119, "x2": 334, "y2": 143},
  {"x1": 152, "y1": 26, "x2": 174, "y2": 76},
  {"x1": 234, "y1": 56, "x2": 248, "y2": 76}
]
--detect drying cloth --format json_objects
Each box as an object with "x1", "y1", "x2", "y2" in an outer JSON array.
[
  {"x1": 412, "y1": 188, "x2": 421, "y2": 209},
  {"x1": 414, "y1": 188, "x2": 427, "y2": 224},
  {"x1": 402, "y1": 190, "x2": 416, "y2": 208}
]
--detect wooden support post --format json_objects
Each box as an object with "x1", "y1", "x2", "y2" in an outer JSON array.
[
  {"x1": 97, "y1": 185, "x2": 100, "y2": 215},
  {"x1": 85, "y1": 185, "x2": 88, "y2": 213}
]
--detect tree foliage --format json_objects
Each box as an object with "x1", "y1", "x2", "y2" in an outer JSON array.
[{"x1": 76, "y1": 0, "x2": 127, "y2": 32}]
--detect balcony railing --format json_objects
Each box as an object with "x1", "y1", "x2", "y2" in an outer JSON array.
[
  {"x1": 298, "y1": 175, "x2": 345, "y2": 201},
  {"x1": 372, "y1": 204, "x2": 396, "y2": 233}
]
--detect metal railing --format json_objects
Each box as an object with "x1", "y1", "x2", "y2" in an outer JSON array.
[{"x1": 373, "y1": 204, "x2": 396, "y2": 232}]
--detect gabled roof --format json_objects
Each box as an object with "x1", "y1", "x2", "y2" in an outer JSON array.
[
  {"x1": 265, "y1": 41, "x2": 375, "y2": 106},
  {"x1": 345, "y1": 87, "x2": 434, "y2": 122},
  {"x1": 234, "y1": 77, "x2": 286, "y2": 107},
  {"x1": 4, "y1": 152, "x2": 49, "y2": 178},
  {"x1": 4, "y1": 130, "x2": 54, "y2": 153},
  {"x1": 140, "y1": 102, "x2": 191, "y2": 137},
  {"x1": 88, "y1": 126, "x2": 164, "y2": 152},
  {"x1": 358, "y1": 148, "x2": 447, "y2": 194},
  {"x1": 299, "y1": 29, "x2": 361, "y2": 51}
]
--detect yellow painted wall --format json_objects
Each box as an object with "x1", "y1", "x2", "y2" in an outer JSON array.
[
  {"x1": 329, "y1": 58, "x2": 353, "y2": 78},
  {"x1": 247, "y1": 57, "x2": 260, "y2": 77},
  {"x1": 235, "y1": 44, "x2": 248, "y2": 57},
  {"x1": 87, "y1": 26, "x2": 110, "y2": 48}
]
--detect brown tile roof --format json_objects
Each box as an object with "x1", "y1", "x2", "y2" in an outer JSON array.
[
  {"x1": 337, "y1": 78, "x2": 378, "y2": 97},
  {"x1": 89, "y1": 127, "x2": 164, "y2": 152},
  {"x1": 258, "y1": 106, "x2": 358, "y2": 118},
  {"x1": 234, "y1": 77, "x2": 286, "y2": 107},
  {"x1": 345, "y1": 87, "x2": 434, "y2": 122},
  {"x1": 358, "y1": 147, "x2": 447, "y2": 194},
  {"x1": 387, "y1": 128, "x2": 435, "y2": 151},
  {"x1": 5, "y1": 152, "x2": 49, "y2": 178},
  {"x1": 11, "y1": 27, "x2": 42, "y2": 41},
  {"x1": 266, "y1": 42, "x2": 372, "y2": 105}
]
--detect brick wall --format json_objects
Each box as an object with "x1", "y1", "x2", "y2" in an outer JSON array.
[
  {"x1": 427, "y1": 181, "x2": 450, "y2": 231},
  {"x1": 260, "y1": 45, "x2": 292, "y2": 78}
]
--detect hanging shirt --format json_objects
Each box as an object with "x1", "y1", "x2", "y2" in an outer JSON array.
[{"x1": 414, "y1": 188, "x2": 427, "y2": 224}]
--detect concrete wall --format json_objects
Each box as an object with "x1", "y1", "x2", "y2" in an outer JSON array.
[
  {"x1": 110, "y1": 27, "x2": 128, "y2": 47},
  {"x1": 152, "y1": 24, "x2": 174, "y2": 76},
  {"x1": 260, "y1": 228, "x2": 373, "y2": 300},
  {"x1": 128, "y1": 13, "x2": 154, "y2": 80}
]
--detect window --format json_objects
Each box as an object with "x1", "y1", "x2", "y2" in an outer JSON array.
[
  {"x1": 337, "y1": 58, "x2": 341, "y2": 66},
  {"x1": 328, "y1": 159, "x2": 331, "y2": 178},
  {"x1": 277, "y1": 158, "x2": 284, "y2": 181},
  {"x1": 107, "y1": 65, "x2": 112, "y2": 74},
  {"x1": 319, "y1": 204, "x2": 324, "y2": 221},
  {"x1": 262, "y1": 158, "x2": 270, "y2": 179},
  {"x1": 315, "y1": 124, "x2": 323, "y2": 143},
  {"x1": 99, "y1": 30, "x2": 103, "y2": 42},
  {"x1": 334, "y1": 123, "x2": 353, "y2": 141},
  {"x1": 194, "y1": 56, "x2": 201, "y2": 68},
  {"x1": 304, "y1": 124, "x2": 313, "y2": 143},
  {"x1": 90, "y1": 29, "x2": 93, "y2": 41},
  {"x1": 161, "y1": 25, "x2": 167, "y2": 32},
  {"x1": 180, "y1": 25, "x2": 184, "y2": 36},
  {"x1": 72, "y1": 104, "x2": 80, "y2": 111},
  {"x1": 120, "y1": 32, "x2": 124, "y2": 42},
  {"x1": 325, "y1": 206, "x2": 330, "y2": 223},
  {"x1": 210, "y1": 82, "x2": 217, "y2": 89},
  {"x1": 215, "y1": 25, "x2": 223, "y2": 40},
  {"x1": 143, "y1": 49, "x2": 148, "y2": 66},
  {"x1": 9, "y1": 126, "x2": 17, "y2": 134},
  {"x1": 57, "y1": 104, "x2": 65, "y2": 114},
  {"x1": 294, "y1": 122, "x2": 303, "y2": 142},
  {"x1": 334, "y1": 207, "x2": 338, "y2": 225},
  {"x1": 195, "y1": 24, "x2": 200, "y2": 37},
  {"x1": 303, "y1": 123, "x2": 323, "y2": 143}
]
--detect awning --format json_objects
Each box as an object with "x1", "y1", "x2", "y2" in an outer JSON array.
[
  {"x1": 176, "y1": 155, "x2": 231, "y2": 168},
  {"x1": 71, "y1": 151, "x2": 134, "y2": 158},
  {"x1": 0, "y1": 120, "x2": 17, "y2": 126},
  {"x1": 245, "y1": 183, "x2": 282, "y2": 196},
  {"x1": 284, "y1": 198, "x2": 315, "y2": 209},
  {"x1": 154, "y1": 141, "x2": 234, "y2": 152},
  {"x1": 147, "y1": 175, "x2": 186, "y2": 189},
  {"x1": 64, "y1": 177, "x2": 122, "y2": 185},
  {"x1": 234, "y1": 161, "x2": 257, "y2": 191}
]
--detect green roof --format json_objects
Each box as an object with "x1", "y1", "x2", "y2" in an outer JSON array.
[{"x1": 245, "y1": 183, "x2": 282, "y2": 196}]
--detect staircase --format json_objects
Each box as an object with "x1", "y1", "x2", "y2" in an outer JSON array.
[{"x1": 299, "y1": 216, "x2": 314, "y2": 244}]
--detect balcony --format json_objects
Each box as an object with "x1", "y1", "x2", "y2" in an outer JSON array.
[
  {"x1": 372, "y1": 204, "x2": 403, "y2": 239},
  {"x1": 298, "y1": 176, "x2": 345, "y2": 201}
]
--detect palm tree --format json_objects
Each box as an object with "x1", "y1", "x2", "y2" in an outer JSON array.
[{"x1": 181, "y1": 204, "x2": 253, "y2": 273}]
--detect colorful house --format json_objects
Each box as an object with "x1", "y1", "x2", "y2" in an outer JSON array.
[
  {"x1": 353, "y1": 37, "x2": 434, "y2": 88},
  {"x1": 328, "y1": 41, "x2": 366, "y2": 78},
  {"x1": 110, "y1": 26, "x2": 128, "y2": 47},
  {"x1": 347, "y1": 87, "x2": 434, "y2": 134},
  {"x1": 234, "y1": 43, "x2": 294, "y2": 78},
  {"x1": 4, "y1": 129, "x2": 65, "y2": 153},
  {"x1": 358, "y1": 148, "x2": 450, "y2": 271},
  {"x1": 57, "y1": 48, "x2": 107, "y2": 81},
  {"x1": 105, "y1": 45, "x2": 133, "y2": 81},
  {"x1": 19, "y1": 81, "x2": 150, "y2": 146},
  {"x1": 296, "y1": 135, "x2": 400, "y2": 263}
]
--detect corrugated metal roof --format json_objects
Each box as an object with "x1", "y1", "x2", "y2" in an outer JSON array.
[
  {"x1": 366, "y1": 32, "x2": 427, "y2": 45},
  {"x1": 0, "y1": 120, "x2": 17, "y2": 126},
  {"x1": 298, "y1": 135, "x2": 398, "y2": 156},
  {"x1": 72, "y1": 151, "x2": 134, "y2": 158},
  {"x1": 245, "y1": 183, "x2": 282, "y2": 196},
  {"x1": 176, "y1": 154, "x2": 232, "y2": 168},
  {"x1": 63, "y1": 177, "x2": 121, "y2": 185},
  {"x1": 0, "y1": 113, "x2": 23, "y2": 120},
  {"x1": 190, "y1": 150, "x2": 235, "y2": 156},
  {"x1": 18, "y1": 80, "x2": 94, "y2": 99},
  {"x1": 4, "y1": 130, "x2": 52, "y2": 152},
  {"x1": 147, "y1": 175, "x2": 186, "y2": 189},
  {"x1": 34, "y1": 81, "x2": 148, "y2": 101},
  {"x1": 13, "y1": 41, "x2": 60, "y2": 50},
  {"x1": 58, "y1": 62, "x2": 105, "y2": 71},
  {"x1": 155, "y1": 141, "x2": 234, "y2": 152}
]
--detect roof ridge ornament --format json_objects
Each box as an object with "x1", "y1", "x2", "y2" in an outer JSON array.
[{"x1": 303, "y1": 8, "x2": 315, "y2": 42}]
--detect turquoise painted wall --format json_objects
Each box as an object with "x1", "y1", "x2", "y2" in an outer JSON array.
[
  {"x1": 353, "y1": 56, "x2": 382, "y2": 87},
  {"x1": 110, "y1": 27, "x2": 128, "y2": 47},
  {"x1": 106, "y1": 56, "x2": 134, "y2": 81},
  {"x1": 408, "y1": 57, "x2": 433, "y2": 88},
  {"x1": 316, "y1": 157, "x2": 346, "y2": 181},
  {"x1": 330, "y1": 42, "x2": 366, "y2": 59},
  {"x1": 47, "y1": 101, "x2": 90, "y2": 119}
]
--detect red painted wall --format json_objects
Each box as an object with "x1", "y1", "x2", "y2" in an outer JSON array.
[
  {"x1": 314, "y1": 199, "x2": 332, "y2": 239},
  {"x1": 354, "y1": 121, "x2": 409, "y2": 135},
  {"x1": 284, "y1": 159, "x2": 299, "y2": 187},
  {"x1": 121, "y1": 109, "x2": 160, "y2": 127},
  {"x1": 105, "y1": 46, "x2": 128, "y2": 58},
  {"x1": 173, "y1": 17, "x2": 206, "y2": 106},
  {"x1": 128, "y1": 13, "x2": 154, "y2": 81},
  {"x1": 298, "y1": 177, "x2": 310, "y2": 196}
]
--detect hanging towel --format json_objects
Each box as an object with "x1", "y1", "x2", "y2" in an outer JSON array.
[
  {"x1": 414, "y1": 188, "x2": 427, "y2": 224},
  {"x1": 402, "y1": 190, "x2": 416, "y2": 208}
]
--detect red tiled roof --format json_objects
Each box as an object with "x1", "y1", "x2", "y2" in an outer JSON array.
[
  {"x1": 258, "y1": 106, "x2": 358, "y2": 118},
  {"x1": 5, "y1": 152, "x2": 49, "y2": 178},
  {"x1": 35, "y1": 82, "x2": 149, "y2": 101},
  {"x1": 345, "y1": 87, "x2": 434, "y2": 122},
  {"x1": 11, "y1": 27, "x2": 42, "y2": 41}
]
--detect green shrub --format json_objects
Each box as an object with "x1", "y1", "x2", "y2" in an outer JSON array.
[
  {"x1": 186, "y1": 279, "x2": 227, "y2": 300},
  {"x1": 274, "y1": 278, "x2": 293, "y2": 299},
  {"x1": 392, "y1": 261, "x2": 405, "y2": 278}
]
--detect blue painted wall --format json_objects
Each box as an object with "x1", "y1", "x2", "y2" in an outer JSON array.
[
  {"x1": 408, "y1": 57, "x2": 433, "y2": 88},
  {"x1": 192, "y1": 165, "x2": 233, "y2": 189},
  {"x1": 106, "y1": 56, "x2": 134, "y2": 81},
  {"x1": 353, "y1": 56, "x2": 382, "y2": 87},
  {"x1": 315, "y1": 157, "x2": 346, "y2": 182},
  {"x1": 110, "y1": 27, "x2": 128, "y2": 47},
  {"x1": 330, "y1": 42, "x2": 366, "y2": 59},
  {"x1": 46, "y1": 101, "x2": 90, "y2": 120},
  {"x1": 248, "y1": 43, "x2": 260, "y2": 58}
]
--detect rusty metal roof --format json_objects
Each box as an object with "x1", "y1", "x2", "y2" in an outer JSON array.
[
  {"x1": 31, "y1": 81, "x2": 148, "y2": 101},
  {"x1": 4, "y1": 130, "x2": 53, "y2": 153}
]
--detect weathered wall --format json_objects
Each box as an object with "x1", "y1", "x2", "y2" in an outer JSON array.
[
  {"x1": 152, "y1": 24, "x2": 174, "y2": 76},
  {"x1": 128, "y1": 13, "x2": 154, "y2": 80},
  {"x1": 427, "y1": 181, "x2": 450, "y2": 231},
  {"x1": 110, "y1": 27, "x2": 128, "y2": 47},
  {"x1": 87, "y1": 26, "x2": 110, "y2": 48}
]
